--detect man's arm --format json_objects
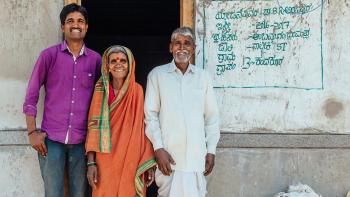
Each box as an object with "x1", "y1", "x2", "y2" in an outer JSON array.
[
  {"x1": 25, "y1": 115, "x2": 36, "y2": 134},
  {"x1": 144, "y1": 70, "x2": 175, "y2": 176},
  {"x1": 203, "y1": 72, "x2": 220, "y2": 176},
  {"x1": 144, "y1": 70, "x2": 163, "y2": 150},
  {"x1": 23, "y1": 52, "x2": 48, "y2": 117},
  {"x1": 23, "y1": 51, "x2": 49, "y2": 156}
]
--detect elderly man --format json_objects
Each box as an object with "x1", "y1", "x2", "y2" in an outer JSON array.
[
  {"x1": 23, "y1": 3, "x2": 101, "y2": 197},
  {"x1": 144, "y1": 27, "x2": 220, "y2": 197}
]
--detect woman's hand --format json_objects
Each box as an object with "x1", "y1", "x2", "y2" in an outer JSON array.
[
  {"x1": 87, "y1": 165, "x2": 98, "y2": 189},
  {"x1": 86, "y1": 152, "x2": 98, "y2": 189},
  {"x1": 144, "y1": 167, "x2": 156, "y2": 187}
]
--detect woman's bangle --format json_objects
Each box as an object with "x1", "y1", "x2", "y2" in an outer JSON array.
[
  {"x1": 87, "y1": 162, "x2": 97, "y2": 167},
  {"x1": 28, "y1": 129, "x2": 40, "y2": 136}
]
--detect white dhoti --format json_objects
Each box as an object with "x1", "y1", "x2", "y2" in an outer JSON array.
[{"x1": 155, "y1": 169, "x2": 207, "y2": 197}]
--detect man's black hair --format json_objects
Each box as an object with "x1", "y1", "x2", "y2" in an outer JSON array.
[{"x1": 60, "y1": 3, "x2": 88, "y2": 25}]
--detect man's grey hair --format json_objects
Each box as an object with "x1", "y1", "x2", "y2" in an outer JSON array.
[{"x1": 171, "y1": 27, "x2": 195, "y2": 43}]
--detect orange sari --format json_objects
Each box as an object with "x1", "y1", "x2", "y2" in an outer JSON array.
[{"x1": 85, "y1": 46, "x2": 156, "y2": 197}]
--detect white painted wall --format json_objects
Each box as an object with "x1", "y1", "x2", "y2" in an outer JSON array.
[{"x1": 196, "y1": 0, "x2": 350, "y2": 133}]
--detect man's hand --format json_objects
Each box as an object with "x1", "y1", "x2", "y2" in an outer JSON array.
[
  {"x1": 144, "y1": 167, "x2": 156, "y2": 187},
  {"x1": 26, "y1": 115, "x2": 47, "y2": 157},
  {"x1": 204, "y1": 153, "x2": 215, "y2": 176},
  {"x1": 29, "y1": 131, "x2": 47, "y2": 157},
  {"x1": 87, "y1": 165, "x2": 98, "y2": 189},
  {"x1": 154, "y1": 148, "x2": 175, "y2": 176}
]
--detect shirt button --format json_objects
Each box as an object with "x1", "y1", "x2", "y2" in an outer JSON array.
[
  {"x1": 74, "y1": 62, "x2": 77, "y2": 65},
  {"x1": 73, "y1": 75, "x2": 77, "y2": 79},
  {"x1": 72, "y1": 88, "x2": 76, "y2": 91},
  {"x1": 68, "y1": 125, "x2": 72, "y2": 128},
  {"x1": 70, "y1": 113, "x2": 74, "y2": 116},
  {"x1": 71, "y1": 101, "x2": 75, "y2": 104}
]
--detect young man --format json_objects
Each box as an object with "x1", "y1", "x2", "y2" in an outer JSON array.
[
  {"x1": 23, "y1": 3, "x2": 101, "y2": 197},
  {"x1": 144, "y1": 27, "x2": 220, "y2": 197}
]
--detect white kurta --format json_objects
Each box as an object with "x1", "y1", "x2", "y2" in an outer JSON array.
[{"x1": 144, "y1": 60, "x2": 220, "y2": 172}]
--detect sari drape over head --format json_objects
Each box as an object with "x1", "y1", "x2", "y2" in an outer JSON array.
[{"x1": 86, "y1": 45, "x2": 156, "y2": 197}]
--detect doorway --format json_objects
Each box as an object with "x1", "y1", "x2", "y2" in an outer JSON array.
[
  {"x1": 81, "y1": 1, "x2": 180, "y2": 196},
  {"x1": 82, "y1": 0, "x2": 180, "y2": 89}
]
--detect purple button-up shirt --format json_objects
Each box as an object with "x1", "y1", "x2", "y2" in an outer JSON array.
[{"x1": 23, "y1": 42, "x2": 101, "y2": 144}]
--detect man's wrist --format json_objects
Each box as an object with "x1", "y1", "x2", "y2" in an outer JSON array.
[
  {"x1": 153, "y1": 143, "x2": 164, "y2": 151},
  {"x1": 27, "y1": 129, "x2": 40, "y2": 136},
  {"x1": 207, "y1": 145, "x2": 217, "y2": 155},
  {"x1": 154, "y1": 147, "x2": 165, "y2": 152}
]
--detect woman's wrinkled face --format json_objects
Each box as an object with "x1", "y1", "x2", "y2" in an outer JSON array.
[{"x1": 108, "y1": 52, "x2": 129, "y2": 80}]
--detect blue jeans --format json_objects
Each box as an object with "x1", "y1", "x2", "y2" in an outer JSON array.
[{"x1": 38, "y1": 138, "x2": 88, "y2": 197}]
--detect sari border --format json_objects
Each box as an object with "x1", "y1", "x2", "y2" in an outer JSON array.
[{"x1": 135, "y1": 158, "x2": 157, "y2": 197}]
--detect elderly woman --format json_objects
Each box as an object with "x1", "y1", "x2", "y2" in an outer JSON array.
[{"x1": 85, "y1": 45, "x2": 156, "y2": 197}]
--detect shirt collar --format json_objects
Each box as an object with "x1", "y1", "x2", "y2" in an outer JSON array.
[
  {"x1": 60, "y1": 41, "x2": 87, "y2": 56},
  {"x1": 168, "y1": 59, "x2": 196, "y2": 74}
]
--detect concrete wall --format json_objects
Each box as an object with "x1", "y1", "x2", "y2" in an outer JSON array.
[
  {"x1": 209, "y1": 147, "x2": 350, "y2": 197},
  {"x1": 0, "y1": 0, "x2": 62, "y2": 129},
  {"x1": 0, "y1": 146, "x2": 43, "y2": 197},
  {"x1": 0, "y1": 0, "x2": 62, "y2": 196},
  {"x1": 207, "y1": 134, "x2": 350, "y2": 197}
]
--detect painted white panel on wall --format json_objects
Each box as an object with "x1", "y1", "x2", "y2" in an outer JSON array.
[{"x1": 195, "y1": 0, "x2": 350, "y2": 133}]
